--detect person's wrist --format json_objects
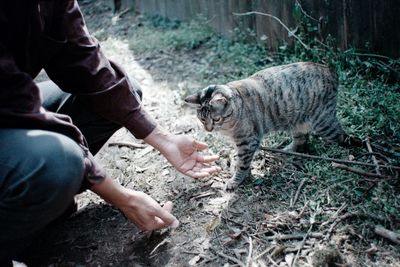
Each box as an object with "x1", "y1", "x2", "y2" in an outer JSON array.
[
  {"x1": 144, "y1": 126, "x2": 174, "y2": 154},
  {"x1": 111, "y1": 187, "x2": 137, "y2": 210}
]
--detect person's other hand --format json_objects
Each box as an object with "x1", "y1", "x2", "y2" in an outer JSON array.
[
  {"x1": 91, "y1": 177, "x2": 179, "y2": 231},
  {"x1": 118, "y1": 190, "x2": 179, "y2": 231}
]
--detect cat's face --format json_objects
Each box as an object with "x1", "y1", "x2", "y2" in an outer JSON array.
[{"x1": 185, "y1": 85, "x2": 233, "y2": 132}]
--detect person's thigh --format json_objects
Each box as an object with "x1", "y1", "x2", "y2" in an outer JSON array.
[
  {"x1": 38, "y1": 78, "x2": 143, "y2": 154},
  {"x1": 38, "y1": 80, "x2": 120, "y2": 154},
  {"x1": 0, "y1": 129, "x2": 85, "y2": 262}
]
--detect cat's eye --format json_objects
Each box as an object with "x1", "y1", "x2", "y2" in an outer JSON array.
[{"x1": 213, "y1": 117, "x2": 222, "y2": 123}]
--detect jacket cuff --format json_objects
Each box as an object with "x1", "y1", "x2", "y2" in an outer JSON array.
[
  {"x1": 80, "y1": 144, "x2": 107, "y2": 187},
  {"x1": 125, "y1": 107, "x2": 157, "y2": 139}
]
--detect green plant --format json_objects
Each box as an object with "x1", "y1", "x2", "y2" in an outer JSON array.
[{"x1": 129, "y1": 15, "x2": 214, "y2": 53}]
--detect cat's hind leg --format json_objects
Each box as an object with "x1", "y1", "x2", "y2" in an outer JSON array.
[
  {"x1": 313, "y1": 114, "x2": 364, "y2": 148},
  {"x1": 284, "y1": 123, "x2": 310, "y2": 152},
  {"x1": 312, "y1": 111, "x2": 346, "y2": 145}
]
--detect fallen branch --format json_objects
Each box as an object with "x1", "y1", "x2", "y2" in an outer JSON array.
[
  {"x1": 290, "y1": 177, "x2": 307, "y2": 207},
  {"x1": 374, "y1": 226, "x2": 400, "y2": 245},
  {"x1": 246, "y1": 236, "x2": 253, "y2": 267},
  {"x1": 260, "y1": 147, "x2": 400, "y2": 171},
  {"x1": 209, "y1": 247, "x2": 245, "y2": 267},
  {"x1": 292, "y1": 224, "x2": 314, "y2": 267},
  {"x1": 108, "y1": 141, "x2": 146, "y2": 149},
  {"x1": 332, "y1": 162, "x2": 395, "y2": 180},
  {"x1": 320, "y1": 203, "x2": 348, "y2": 229},
  {"x1": 325, "y1": 212, "x2": 388, "y2": 240},
  {"x1": 263, "y1": 232, "x2": 323, "y2": 241},
  {"x1": 295, "y1": 0, "x2": 319, "y2": 22},
  {"x1": 233, "y1": 11, "x2": 309, "y2": 50},
  {"x1": 267, "y1": 255, "x2": 280, "y2": 267},
  {"x1": 149, "y1": 238, "x2": 170, "y2": 256},
  {"x1": 255, "y1": 246, "x2": 274, "y2": 260},
  {"x1": 366, "y1": 137, "x2": 382, "y2": 175},
  {"x1": 112, "y1": 7, "x2": 132, "y2": 21}
]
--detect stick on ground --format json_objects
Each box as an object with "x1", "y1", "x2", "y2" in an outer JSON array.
[
  {"x1": 332, "y1": 162, "x2": 394, "y2": 180},
  {"x1": 374, "y1": 226, "x2": 400, "y2": 245},
  {"x1": 260, "y1": 147, "x2": 400, "y2": 171}
]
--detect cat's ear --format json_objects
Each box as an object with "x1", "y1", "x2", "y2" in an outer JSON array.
[
  {"x1": 210, "y1": 93, "x2": 227, "y2": 110},
  {"x1": 184, "y1": 93, "x2": 201, "y2": 106}
]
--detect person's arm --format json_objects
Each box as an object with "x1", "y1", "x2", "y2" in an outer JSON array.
[
  {"x1": 44, "y1": 0, "x2": 157, "y2": 140},
  {"x1": 91, "y1": 175, "x2": 179, "y2": 231}
]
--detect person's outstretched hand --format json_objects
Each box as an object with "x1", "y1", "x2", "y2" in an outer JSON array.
[
  {"x1": 144, "y1": 127, "x2": 221, "y2": 178},
  {"x1": 91, "y1": 177, "x2": 179, "y2": 231}
]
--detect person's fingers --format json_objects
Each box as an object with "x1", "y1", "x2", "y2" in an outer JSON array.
[
  {"x1": 191, "y1": 164, "x2": 221, "y2": 174},
  {"x1": 192, "y1": 139, "x2": 208, "y2": 150},
  {"x1": 201, "y1": 166, "x2": 222, "y2": 174},
  {"x1": 162, "y1": 201, "x2": 174, "y2": 213},
  {"x1": 185, "y1": 169, "x2": 210, "y2": 179},
  {"x1": 196, "y1": 154, "x2": 220, "y2": 163},
  {"x1": 154, "y1": 205, "x2": 179, "y2": 228}
]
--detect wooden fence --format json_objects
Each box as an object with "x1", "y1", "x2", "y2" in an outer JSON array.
[{"x1": 112, "y1": 0, "x2": 400, "y2": 57}]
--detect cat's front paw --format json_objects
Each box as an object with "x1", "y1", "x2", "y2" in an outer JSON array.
[{"x1": 225, "y1": 178, "x2": 242, "y2": 191}]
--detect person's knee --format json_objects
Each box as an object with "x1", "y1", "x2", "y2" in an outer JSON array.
[
  {"x1": 35, "y1": 133, "x2": 85, "y2": 202},
  {"x1": 18, "y1": 131, "x2": 86, "y2": 212}
]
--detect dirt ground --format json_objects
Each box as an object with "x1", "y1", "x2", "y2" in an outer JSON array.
[{"x1": 23, "y1": 1, "x2": 400, "y2": 266}]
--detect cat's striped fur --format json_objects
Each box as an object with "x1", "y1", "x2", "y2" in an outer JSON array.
[{"x1": 185, "y1": 62, "x2": 348, "y2": 190}]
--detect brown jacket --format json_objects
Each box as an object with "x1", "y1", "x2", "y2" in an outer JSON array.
[{"x1": 0, "y1": 1, "x2": 156, "y2": 185}]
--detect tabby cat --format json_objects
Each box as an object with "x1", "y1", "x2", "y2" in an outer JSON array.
[{"x1": 185, "y1": 62, "x2": 350, "y2": 190}]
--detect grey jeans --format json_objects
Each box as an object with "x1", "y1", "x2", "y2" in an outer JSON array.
[{"x1": 0, "y1": 79, "x2": 140, "y2": 263}]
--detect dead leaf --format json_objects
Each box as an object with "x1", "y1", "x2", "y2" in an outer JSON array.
[
  {"x1": 134, "y1": 146, "x2": 154, "y2": 159},
  {"x1": 188, "y1": 255, "x2": 201, "y2": 266},
  {"x1": 135, "y1": 166, "x2": 151, "y2": 173},
  {"x1": 264, "y1": 213, "x2": 274, "y2": 221},
  {"x1": 285, "y1": 253, "x2": 295, "y2": 266},
  {"x1": 206, "y1": 215, "x2": 221, "y2": 233},
  {"x1": 227, "y1": 227, "x2": 242, "y2": 239}
]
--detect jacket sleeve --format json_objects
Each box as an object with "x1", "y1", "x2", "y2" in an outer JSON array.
[
  {"x1": 44, "y1": 0, "x2": 157, "y2": 139},
  {"x1": 0, "y1": 42, "x2": 106, "y2": 186}
]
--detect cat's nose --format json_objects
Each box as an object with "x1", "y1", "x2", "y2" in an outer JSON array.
[{"x1": 204, "y1": 124, "x2": 213, "y2": 132}]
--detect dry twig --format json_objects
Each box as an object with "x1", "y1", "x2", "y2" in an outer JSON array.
[
  {"x1": 366, "y1": 137, "x2": 382, "y2": 175},
  {"x1": 233, "y1": 11, "x2": 309, "y2": 49},
  {"x1": 295, "y1": 0, "x2": 319, "y2": 22},
  {"x1": 209, "y1": 247, "x2": 245, "y2": 267},
  {"x1": 290, "y1": 178, "x2": 307, "y2": 207},
  {"x1": 260, "y1": 147, "x2": 400, "y2": 171},
  {"x1": 149, "y1": 238, "x2": 170, "y2": 256},
  {"x1": 292, "y1": 224, "x2": 314, "y2": 267},
  {"x1": 374, "y1": 226, "x2": 400, "y2": 245},
  {"x1": 108, "y1": 141, "x2": 146, "y2": 149},
  {"x1": 332, "y1": 162, "x2": 395, "y2": 180},
  {"x1": 261, "y1": 232, "x2": 323, "y2": 241},
  {"x1": 255, "y1": 246, "x2": 274, "y2": 260},
  {"x1": 246, "y1": 236, "x2": 253, "y2": 267}
]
